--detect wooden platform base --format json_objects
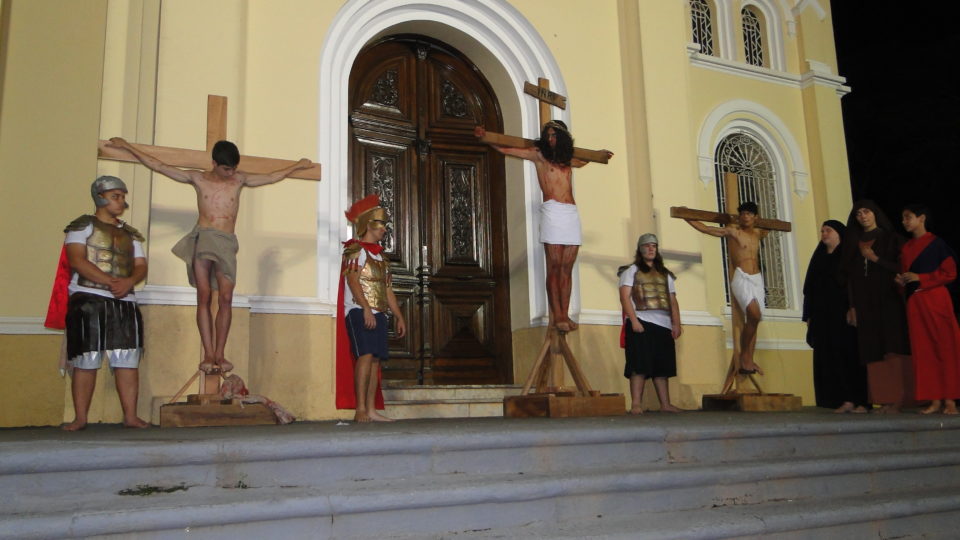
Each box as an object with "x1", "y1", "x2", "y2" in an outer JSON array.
[
  {"x1": 701, "y1": 393, "x2": 802, "y2": 412},
  {"x1": 503, "y1": 392, "x2": 625, "y2": 418},
  {"x1": 160, "y1": 394, "x2": 277, "y2": 428}
]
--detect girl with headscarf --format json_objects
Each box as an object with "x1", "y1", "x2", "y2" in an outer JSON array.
[
  {"x1": 841, "y1": 200, "x2": 912, "y2": 413},
  {"x1": 802, "y1": 219, "x2": 868, "y2": 412}
]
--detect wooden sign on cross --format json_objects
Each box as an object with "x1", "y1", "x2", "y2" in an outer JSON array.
[
  {"x1": 97, "y1": 95, "x2": 321, "y2": 180},
  {"x1": 475, "y1": 78, "x2": 611, "y2": 164},
  {"x1": 670, "y1": 172, "x2": 792, "y2": 397}
]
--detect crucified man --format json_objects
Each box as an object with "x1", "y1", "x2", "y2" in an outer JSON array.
[
  {"x1": 475, "y1": 121, "x2": 612, "y2": 332},
  {"x1": 684, "y1": 201, "x2": 767, "y2": 375},
  {"x1": 106, "y1": 137, "x2": 313, "y2": 374}
]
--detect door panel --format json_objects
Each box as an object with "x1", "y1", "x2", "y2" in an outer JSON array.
[{"x1": 349, "y1": 36, "x2": 511, "y2": 385}]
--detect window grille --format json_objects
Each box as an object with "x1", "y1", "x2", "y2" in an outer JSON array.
[
  {"x1": 714, "y1": 133, "x2": 788, "y2": 309},
  {"x1": 742, "y1": 8, "x2": 764, "y2": 67},
  {"x1": 690, "y1": 0, "x2": 715, "y2": 56}
]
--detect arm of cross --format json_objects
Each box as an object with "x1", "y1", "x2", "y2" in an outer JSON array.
[
  {"x1": 475, "y1": 130, "x2": 611, "y2": 164},
  {"x1": 98, "y1": 140, "x2": 322, "y2": 181},
  {"x1": 670, "y1": 207, "x2": 792, "y2": 232}
]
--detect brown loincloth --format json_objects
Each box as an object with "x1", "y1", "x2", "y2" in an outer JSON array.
[{"x1": 171, "y1": 226, "x2": 238, "y2": 290}]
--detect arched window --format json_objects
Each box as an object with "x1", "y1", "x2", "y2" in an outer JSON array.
[
  {"x1": 690, "y1": 0, "x2": 715, "y2": 56},
  {"x1": 742, "y1": 8, "x2": 764, "y2": 67},
  {"x1": 714, "y1": 133, "x2": 788, "y2": 309}
]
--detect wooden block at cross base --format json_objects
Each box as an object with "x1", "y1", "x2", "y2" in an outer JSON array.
[
  {"x1": 159, "y1": 401, "x2": 277, "y2": 428},
  {"x1": 701, "y1": 393, "x2": 801, "y2": 412},
  {"x1": 503, "y1": 393, "x2": 625, "y2": 418}
]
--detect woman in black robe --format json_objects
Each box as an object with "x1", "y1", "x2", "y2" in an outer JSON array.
[
  {"x1": 841, "y1": 200, "x2": 912, "y2": 413},
  {"x1": 803, "y1": 219, "x2": 868, "y2": 412}
]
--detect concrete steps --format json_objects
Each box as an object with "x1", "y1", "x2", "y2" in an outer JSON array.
[
  {"x1": 381, "y1": 384, "x2": 522, "y2": 419},
  {"x1": 2, "y1": 413, "x2": 960, "y2": 538}
]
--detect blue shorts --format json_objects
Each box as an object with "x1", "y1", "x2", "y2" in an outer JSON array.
[{"x1": 346, "y1": 309, "x2": 389, "y2": 361}]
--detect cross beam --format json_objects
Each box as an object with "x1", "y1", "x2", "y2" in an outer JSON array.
[
  {"x1": 476, "y1": 78, "x2": 610, "y2": 164},
  {"x1": 97, "y1": 95, "x2": 321, "y2": 180}
]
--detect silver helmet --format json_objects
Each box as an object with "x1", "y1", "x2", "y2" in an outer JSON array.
[
  {"x1": 91, "y1": 176, "x2": 128, "y2": 208},
  {"x1": 637, "y1": 233, "x2": 658, "y2": 247}
]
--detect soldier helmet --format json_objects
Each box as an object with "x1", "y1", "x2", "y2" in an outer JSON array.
[
  {"x1": 91, "y1": 176, "x2": 128, "y2": 208},
  {"x1": 637, "y1": 233, "x2": 658, "y2": 246}
]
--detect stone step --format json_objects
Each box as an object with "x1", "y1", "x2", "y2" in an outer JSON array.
[
  {"x1": 446, "y1": 488, "x2": 960, "y2": 539},
  {"x1": 3, "y1": 448, "x2": 960, "y2": 539},
  {"x1": 381, "y1": 384, "x2": 522, "y2": 419},
  {"x1": 4, "y1": 414, "x2": 960, "y2": 538},
  {"x1": 4, "y1": 415, "x2": 960, "y2": 499}
]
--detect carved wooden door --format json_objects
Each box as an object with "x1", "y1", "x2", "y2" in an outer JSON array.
[{"x1": 348, "y1": 36, "x2": 512, "y2": 385}]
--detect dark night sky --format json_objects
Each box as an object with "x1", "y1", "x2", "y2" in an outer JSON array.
[{"x1": 831, "y1": 1, "x2": 960, "y2": 248}]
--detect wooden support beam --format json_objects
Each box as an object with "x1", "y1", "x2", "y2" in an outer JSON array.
[
  {"x1": 669, "y1": 207, "x2": 792, "y2": 232},
  {"x1": 476, "y1": 132, "x2": 610, "y2": 164}
]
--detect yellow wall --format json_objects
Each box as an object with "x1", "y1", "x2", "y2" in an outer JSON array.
[{"x1": 0, "y1": 0, "x2": 851, "y2": 426}]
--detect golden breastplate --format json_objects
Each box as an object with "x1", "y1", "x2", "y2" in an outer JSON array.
[
  {"x1": 632, "y1": 268, "x2": 669, "y2": 311},
  {"x1": 359, "y1": 256, "x2": 389, "y2": 312},
  {"x1": 78, "y1": 219, "x2": 134, "y2": 290}
]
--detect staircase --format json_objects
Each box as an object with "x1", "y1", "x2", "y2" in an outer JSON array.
[
  {"x1": 2, "y1": 412, "x2": 960, "y2": 539},
  {"x1": 382, "y1": 384, "x2": 522, "y2": 419}
]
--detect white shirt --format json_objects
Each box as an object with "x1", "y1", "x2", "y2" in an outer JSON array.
[
  {"x1": 618, "y1": 264, "x2": 676, "y2": 330},
  {"x1": 65, "y1": 223, "x2": 144, "y2": 302},
  {"x1": 343, "y1": 248, "x2": 384, "y2": 315}
]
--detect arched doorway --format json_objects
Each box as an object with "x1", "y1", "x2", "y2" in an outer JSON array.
[{"x1": 348, "y1": 35, "x2": 512, "y2": 385}]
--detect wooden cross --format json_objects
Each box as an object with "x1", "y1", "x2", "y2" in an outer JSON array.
[
  {"x1": 475, "y1": 78, "x2": 611, "y2": 164},
  {"x1": 97, "y1": 95, "x2": 321, "y2": 180},
  {"x1": 96, "y1": 94, "x2": 321, "y2": 401},
  {"x1": 670, "y1": 172, "x2": 792, "y2": 395}
]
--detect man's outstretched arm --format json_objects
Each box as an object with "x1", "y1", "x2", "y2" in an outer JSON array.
[
  {"x1": 106, "y1": 137, "x2": 196, "y2": 183},
  {"x1": 243, "y1": 158, "x2": 314, "y2": 187},
  {"x1": 474, "y1": 126, "x2": 539, "y2": 161},
  {"x1": 685, "y1": 219, "x2": 729, "y2": 238}
]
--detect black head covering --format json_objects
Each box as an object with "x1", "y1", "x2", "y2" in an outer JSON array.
[{"x1": 822, "y1": 219, "x2": 846, "y2": 239}]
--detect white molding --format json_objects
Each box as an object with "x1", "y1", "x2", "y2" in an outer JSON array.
[
  {"x1": 801, "y1": 59, "x2": 851, "y2": 96},
  {"x1": 689, "y1": 50, "x2": 799, "y2": 87},
  {"x1": 136, "y1": 285, "x2": 251, "y2": 308},
  {"x1": 714, "y1": 0, "x2": 737, "y2": 60},
  {"x1": 247, "y1": 296, "x2": 336, "y2": 316},
  {"x1": 792, "y1": 170, "x2": 810, "y2": 198},
  {"x1": 577, "y1": 309, "x2": 724, "y2": 327},
  {"x1": 687, "y1": 50, "x2": 849, "y2": 96},
  {"x1": 792, "y1": 0, "x2": 826, "y2": 21},
  {"x1": 319, "y1": 0, "x2": 571, "y2": 327},
  {"x1": 0, "y1": 317, "x2": 61, "y2": 335}
]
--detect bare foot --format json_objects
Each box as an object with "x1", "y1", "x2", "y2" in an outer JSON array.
[
  {"x1": 851, "y1": 406, "x2": 868, "y2": 414},
  {"x1": 61, "y1": 420, "x2": 87, "y2": 431},
  {"x1": 629, "y1": 405, "x2": 643, "y2": 415},
  {"x1": 920, "y1": 400, "x2": 942, "y2": 415},
  {"x1": 354, "y1": 411, "x2": 371, "y2": 423},
  {"x1": 199, "y1": 361, "x2": 216, "y2": 374},
  {"x1": 217, "y1": 358, "x2": 234, "y2": 373},
  {"x1": 659, "y1": 404, "x2": 682, "y2": 413},
  {"x1": 123, "y1": 417, "x2": 150, "y2": 429},
  {"x1": 555, "y1": 319, "x2": 575, "y2": 332},
  {"x1": 945, "y1": 400, "x2": 958, "y2": 415},
  {"x1": 833, "y1": 402, "x2": 855, "y2": 414},
  {"x1": 738, "y1": 358, "x2": 763, "y2": 375},
  {"x1": 369, "y1": 412, "x2": 395, "y2": 422}
]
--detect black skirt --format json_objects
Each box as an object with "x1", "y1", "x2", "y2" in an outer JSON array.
[
  {"x1": 66, "y1": 293, "x2": 144, "y2": 367},
  {"x1": 623, "y1": 319, "x2": 676, "y2": 379}
]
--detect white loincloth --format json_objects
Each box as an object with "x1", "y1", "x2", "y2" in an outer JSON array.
[
  {"x1": 539, "y1": 200, "x2": 582, "y2": 246},
  {"x1": 731, "y1": 267, "x2": 764, "y2": 314}
]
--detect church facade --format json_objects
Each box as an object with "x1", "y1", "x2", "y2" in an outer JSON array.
[{"x1": 0, "y1": 0, "x2": 850, "y2": 427}]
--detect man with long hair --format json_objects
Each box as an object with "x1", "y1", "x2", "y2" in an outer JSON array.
[
  {"x1": 475, "y1": 120, "x2": 612, "y2": 332},
  {"x1": 617, "y1": 233, "x2": 682, "y2": 414}
]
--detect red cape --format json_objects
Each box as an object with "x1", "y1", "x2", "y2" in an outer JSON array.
[
  {"x1": 335, "y1": 240, "x2": 386, "y2": 410},
  {"x1": 44, "y1": 245, "x2": 71, "y2": 330}
]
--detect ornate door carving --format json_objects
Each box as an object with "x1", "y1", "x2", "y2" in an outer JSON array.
[{"x1": 349, "y1": 36, "x2": 511, "y2": 385}]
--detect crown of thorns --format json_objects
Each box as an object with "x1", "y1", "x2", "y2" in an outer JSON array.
[{"x1": 543, "y1": 120, "x2": 569, "y2": 134}]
